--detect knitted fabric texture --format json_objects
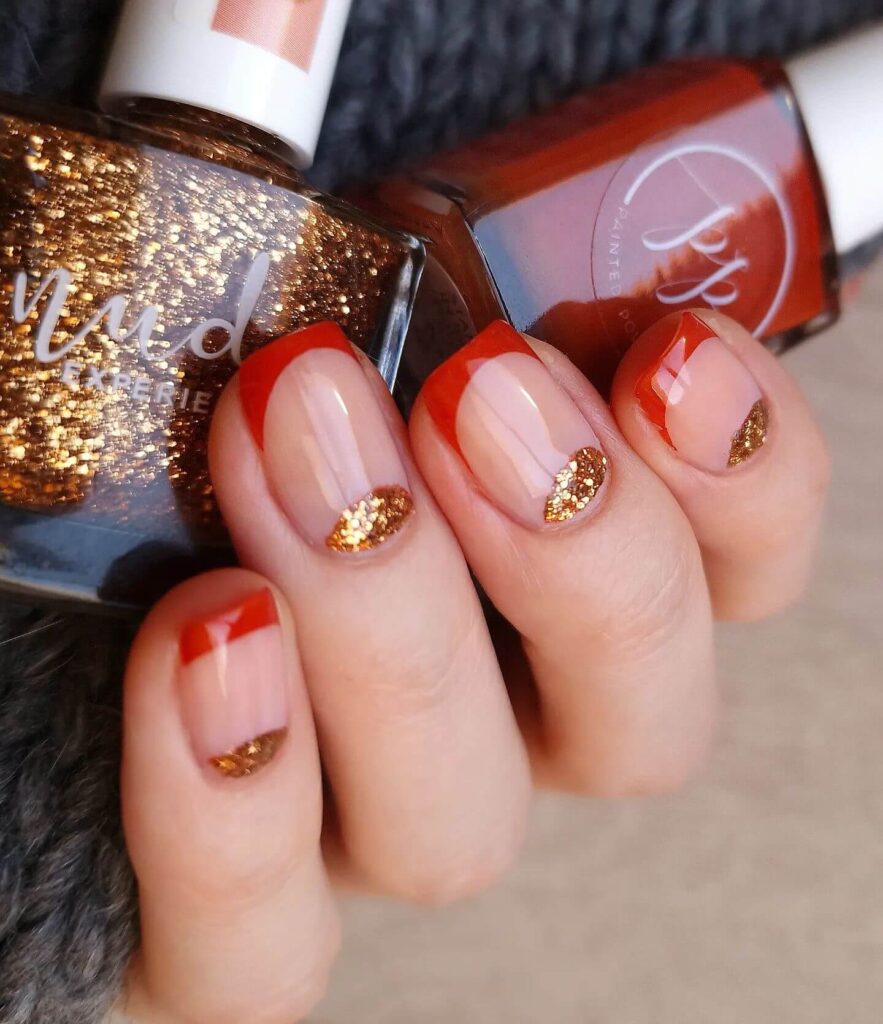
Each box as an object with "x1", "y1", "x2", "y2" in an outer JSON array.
[{"x1": 1, "y1": 1, "x2": 882, "y2": 1021}]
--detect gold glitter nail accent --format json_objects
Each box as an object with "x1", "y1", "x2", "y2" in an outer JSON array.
[
  {"x1": 728, "y1": 399, "x2": 768, "y2": 466},
  {"x1": 0, "y1": 106, "x2": 413, "y2": 536},
  {"x1": 325, "y1": 485, "x2": 415, "y2": 552},
  {"x1": 544, "y1": 446, "x2": 608, "y2": 523},
  {"x1": 209, "y1": 728, "x2": 287, "y2": 778}
]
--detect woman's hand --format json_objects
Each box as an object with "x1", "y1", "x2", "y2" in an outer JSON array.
[{"x1": 117, "y1": 310, "x2": 828, "y2": 1023}]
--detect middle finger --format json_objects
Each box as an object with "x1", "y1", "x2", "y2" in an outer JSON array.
[{"x1": 210, "y1": 322, "x2": 531, "y2": 904}]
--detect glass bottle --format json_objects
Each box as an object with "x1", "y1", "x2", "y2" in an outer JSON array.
[
  {"x1": 358, "y1": 27, "x2": 883, "y2": 402},
  {"x1": 0, "y1": 0, "x2": 423, "y2": 608}
]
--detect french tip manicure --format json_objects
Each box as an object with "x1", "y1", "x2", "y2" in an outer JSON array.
[
  {"x1": 246, "y1": 322, "x2": 414, "y2": 553},
  {"x1": 679, "y1": 309, "x2": 709, "y2": 330},
  {"x1": 423, "y1": 321, "x2": 608, "y2": 528},
  {"x1": 455, "y1": 319, "x2": 535, "y2": 360},
  {"x1": 177, "y1": 588, "x2": 289, "y2": 779},
  {"x1": 634, "y1": 312, "x2": 768, "y2": 471},
  {"x1": 179, "y1": 587, "x2": 279, "y2": 666},
  {"x1": 423, "y1": 319, "x2": 534, "y2": 391},
  {"x1": 421, "y1": 320, "x2": 540, "y2": 454},
  {"x1": 239, "y1": 321, "x2": 354, "y2": 448}
]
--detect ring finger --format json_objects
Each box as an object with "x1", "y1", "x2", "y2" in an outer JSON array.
[{"x1": 410, "y1": 320, "x2": 718, "y2": 795}]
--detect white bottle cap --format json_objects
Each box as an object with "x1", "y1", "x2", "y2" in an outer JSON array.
[
  {"x1": 787, "y1": 22, "x2": 883, "y2": 254},
  {"x1": 99, "y1": 0, "x2": 352, "y2": 169}
]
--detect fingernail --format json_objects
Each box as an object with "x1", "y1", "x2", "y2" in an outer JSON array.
[
  {"x1": 421, "y1": 320, "x2": 608, "y2": 527},
  {"x1": 178, "y1": 588, "x2": 288, "y2": 778},
  {"x1": 239, "y1": 322, "x2": 415, "y2": 553},
  {"x1": 635, "y1": 312, "x2": 768, "y2": 470}
]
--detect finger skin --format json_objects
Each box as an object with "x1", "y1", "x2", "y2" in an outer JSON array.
[
  {"x1": 410, "y1": 327, "x2": 718, "y2": 796},
  {"x1": 122, "y1": 570, "x2": 338, "y2": 1024},
  {"x1": 210, "y1": 336, "x2": 531, "y2": 906},
  {"x1": 611, "y1": 309, "x2": 830, "y2": 620}
]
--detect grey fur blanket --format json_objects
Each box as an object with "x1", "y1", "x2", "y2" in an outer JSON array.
[{"x1": 1, "y1": 2, "x2": 882, "y2": 1021}]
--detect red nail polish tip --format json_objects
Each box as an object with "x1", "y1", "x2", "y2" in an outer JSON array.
[
  {"x1": 421, "y1": 319, "x2": 538, "y2": 455},
  {"x1": 180, "y1": 588, "x2": 280, "y2": 666},
  {"x1": 239, "y1": 321, "x2": 354, "y2": 448},
  {"x1": 634, "y1": 311, "x2": 719, "y2": 440}
]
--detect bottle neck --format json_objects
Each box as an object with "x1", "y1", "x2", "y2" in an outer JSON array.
[
  {"x1": 786, "y1": 23, "x2": 883, "y2": 254},
  {"x1": 99, "y1": 0, "x2": 354, "y2": 169},
  {"x1": 107, "y1": 96, "x2": 302, "y2": 174}
]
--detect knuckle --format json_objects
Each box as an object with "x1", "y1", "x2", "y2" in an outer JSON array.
[
  {"x1": 185, "y1": 971, "x2": 333, "y2": 1024},
  {"x1": 279, "y1": 942, "x2": 339, "y2": 1023},
  {"x1": 613, "y1": 529, "x2": 708, "y2": 655},
  {"x1": 192, "y1": 910, "x2": 338, "y2": 1024},
  {"x1": 260, "y1": 913, "x2": 341, "y2": 1024},
  {"x1": 551, "y1": 718, "x2": 716, "y2": 799},
  {"x1": 356, "y1": 604, "x2": 488, "y2": 724},
  {"x1": 152, "y1": 946, "x2": 338, "y2": 1024},
  {"x1": 752, "y1": 428, "x2": 832, "y2": 555},
  {"x1": 381, "y1": 828, "x2": 524, "y2": 908},
  {"x1": 405, "y1": 853, "x2": 517, "y2": 908},
  {"x1": 175, "y1": 833, "x2": 312, "y2": 912},
  {"x1": 808, "y1": 429, "x2": 832, "y2": 498},
  {"x1": 521, "y1": 514, "x2": 707, "y2": 655}
]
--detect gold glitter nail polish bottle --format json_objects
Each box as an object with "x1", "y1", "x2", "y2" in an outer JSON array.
[{"x1": 0, "y1": 0, "x2": 423, "y2": 608}]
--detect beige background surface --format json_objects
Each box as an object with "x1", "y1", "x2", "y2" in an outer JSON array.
[{"x1": 316, "y1": 264, "x2": 883, "y2": 1023}]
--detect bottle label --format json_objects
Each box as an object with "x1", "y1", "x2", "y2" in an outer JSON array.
[
  {"x1": 11, "y1": 254, "x2": 271, "y2": 373},
  {"x1": 6, "y1": 254, "x2": 277, "y2": 424},
  {"x1": 454, "y1": 61, "x2": 835, "y2": 391},
  {"x1": 171, "y1": 0, "x2": 327, "y2": 71},
  {"x1": 593, "y1": 141, "x2": 795, "y2": 356},
  {"x1": 209, "y1": 0, "x2": 327, "y2": 71}
]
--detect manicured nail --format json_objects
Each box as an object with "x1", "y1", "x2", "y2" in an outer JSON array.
[
  {"x1": 635, "y1": 312, "x2": 768, "y2": 470},
  {"x1": 422, "y1": 320, "x2": 608, "y2": 527},
  {"x1": 178, "y1": 588, "x2": 288, "y2": 778},
  {"x1": 239, "y1": 322, "x2": 415, "y2": 553}
]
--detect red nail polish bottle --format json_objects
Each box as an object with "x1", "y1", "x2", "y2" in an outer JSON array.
[{"x1": 357, "y1": 26, "x2": 883, "y2": 399}]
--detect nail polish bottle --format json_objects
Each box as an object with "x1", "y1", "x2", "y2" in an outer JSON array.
[
  {"x1": 357, "y1": 25, "x2": 883, "y2": 402},
  {"x1": 0, "y1": 0, "x2": 423, "y2": 608}
]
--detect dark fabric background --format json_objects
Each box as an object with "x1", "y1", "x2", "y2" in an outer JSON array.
[{"x1": 0, "y1": 2, "x2": 882, "y2": 1022}]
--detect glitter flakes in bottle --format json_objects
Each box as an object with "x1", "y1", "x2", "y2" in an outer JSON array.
[{"x1": 0, "y1": 98, "x2": 422, "y2": 607}]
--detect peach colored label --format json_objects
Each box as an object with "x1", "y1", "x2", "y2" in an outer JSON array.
[{"x1": 212, "y1": 0, "x2": 325, "y2": 71}]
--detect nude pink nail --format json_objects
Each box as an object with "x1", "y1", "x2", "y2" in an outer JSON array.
[
  {"x1": 239, "y1": 323, "x2": 415, "y2": 553},
  {"x1": 422, "y1": 321, "x2": 609, "y2": 527},
  {"x1": 178, "y1": 588, "x2": 288, "y2": 778},
  {"x1": 635, "y1": 312, "x2": 768, "y2": 470}
]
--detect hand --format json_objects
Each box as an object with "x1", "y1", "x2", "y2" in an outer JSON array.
[{"x1": 117, "y1": 310, "x2": 828, "y2": 1023}]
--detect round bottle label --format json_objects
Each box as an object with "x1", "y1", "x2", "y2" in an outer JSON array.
[{"x1": 593, "y1": 140, "x2": 795, "y2": 357}]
